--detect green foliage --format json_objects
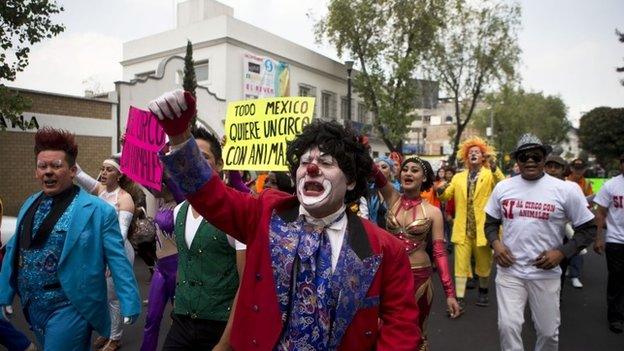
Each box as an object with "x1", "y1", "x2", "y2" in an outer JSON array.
[
  {"x1": 183, "y1": 40, "x2": 198, "y2": 131},
  {"x1": 315, "y1": 0, "x2": 446, "y2": 152},
  {"x1": 0, "y1": 86, "x2": 32, "y2": 131},
  {"x1": 0, "y1": 0, "x2": 65, "y2": 80},
  {"x1": 183, "y1": 40, "x2": 197, "y2": 97},
  {"x1": 422, "y1": 0, "x2": 521, "y2": 164},
  {"x1": 0, "y1": 0, "x2": 64, "y2": 130},
  {"x1": 473, "y1": 87, "x2": 571, "y2": 159},
  {"x1": 578, "y1": 107, "x2": 624, "y2": 166}
]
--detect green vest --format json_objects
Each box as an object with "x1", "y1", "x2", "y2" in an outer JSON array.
[{"x1": 174, "y1": 202, "x2": 239, "y2": 321}]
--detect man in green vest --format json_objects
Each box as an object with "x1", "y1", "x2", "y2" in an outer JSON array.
[{"x1": 162, "y1": 127, "x2": 246, "y2": 350}]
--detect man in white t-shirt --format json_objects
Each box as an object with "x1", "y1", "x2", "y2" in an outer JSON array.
[
  {"x1": 593, "y1": 152, "x2": 624, "y2": 334},
  {"x1": 484, "y1": 134, "x2": 596, "y2": 351}
]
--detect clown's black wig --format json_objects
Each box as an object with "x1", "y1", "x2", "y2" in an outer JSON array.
[{"x1": 286, "y1": 120, "x2": 372, "y2": 204}]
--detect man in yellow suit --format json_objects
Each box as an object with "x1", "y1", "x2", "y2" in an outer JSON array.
[{"x1": 438, "y1": 137, "x2": 505, "y2": 310}]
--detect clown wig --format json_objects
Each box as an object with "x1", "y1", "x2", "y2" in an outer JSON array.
[
  {"x1": 286, "y1": 120, "x2": 372, "y2": 204},
  {"x1": 34, "y1": 127, "x2": 78, "y2": 166},
  {"x1": 456, "y1": 136, "x2": 496, "y2": 166}
]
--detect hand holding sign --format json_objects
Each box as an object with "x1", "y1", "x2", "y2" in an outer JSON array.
[
  {"x1": 148, "y1": 90, "x2": 196, "y2": 137},
  {"x1": 121, "y1": 107, "x2": 167, "y2": 190}
]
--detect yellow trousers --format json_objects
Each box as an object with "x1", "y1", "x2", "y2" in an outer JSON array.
[{"x1": 454, "y1": 236, "x2": 493, "y2": 278}]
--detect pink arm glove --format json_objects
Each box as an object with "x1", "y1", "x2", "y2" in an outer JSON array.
[
  {"x1": 372, "y1": 163, "x2": 388, "y2": 188},
  {"x1": 432, "y1": 239, "x2": 456, "y2": 298}
]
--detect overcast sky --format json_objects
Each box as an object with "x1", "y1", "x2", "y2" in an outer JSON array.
[{"x1": 5, "y1": 0, "x2": 623, "y2": 125}]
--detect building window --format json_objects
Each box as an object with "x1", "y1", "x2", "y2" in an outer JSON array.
[
  {"x1": 445, "y1": 115, "x2": 453, "y2": 123},
  {"x1": 175, "y1": 61, "x2": 209, "y2": 85},
  {"x1": 298, "y1": 84, "x2": 317, "y2": 117},
  {"x1": 341, "y1": 97, "x2": 350, "y2": 120},
  {"x1": 299, "y1": 85, "x2": 314, "y2": 97},
  {"x1": 195, "y1": 63, "x2": 209, "y2": 82},
  {"x1": 357, "y1": 103, "x2": 367, "y2": 123},
  {"x1": 321, "y1": 91, "x2": 337, "y2": 120}
]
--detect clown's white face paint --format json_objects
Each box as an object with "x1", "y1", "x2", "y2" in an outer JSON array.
[
  {"x1": 298, "y1": 178, "x2": 332, "y2": 206},
  {"x1": 296, "y1": 146, "x2": 354, "y2": 218},
  {"x1": 468, "y1": 146, "x2": 484, "y2": 169}
]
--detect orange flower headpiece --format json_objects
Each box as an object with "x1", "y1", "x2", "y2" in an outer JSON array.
[{"x1": 456, "y1": 136, "x2": 496, "y2": 166}]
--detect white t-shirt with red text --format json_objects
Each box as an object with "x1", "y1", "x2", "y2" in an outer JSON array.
[
  {"x1": 485, "y1": 174, "x2": 594, "y2": 280},
  {"x1": 593, "y1": 174, "x2": 624, "y2": 244}
]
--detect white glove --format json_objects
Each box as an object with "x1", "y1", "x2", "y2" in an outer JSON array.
[
  {"x1": 148, "y1": 90, "x2": 195, "y2": 136},
  {"x1": 75, "y1": 163, "x2": 99, "y2": 193},
  {"x1": 148, "y1": 90, "x2": 187, "y2": 121},
  {"x1": 1, "y1": 305, "x2": 13, "y2": 321},
  {"x1": 118, "y1": 210, "x2": 134, "y2": 241}
]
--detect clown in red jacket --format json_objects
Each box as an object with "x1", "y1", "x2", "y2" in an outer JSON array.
[{"x1": 150, "y1": 90, "x2": 421, "y2": 351}]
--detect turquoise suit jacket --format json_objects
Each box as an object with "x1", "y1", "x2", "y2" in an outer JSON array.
[{"x1": 0, "y1": 188, "x2": 141, "y2": 337}]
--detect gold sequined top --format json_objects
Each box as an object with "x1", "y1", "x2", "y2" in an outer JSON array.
[{"x1": 386, "y1": 198, "x2": 433, "y2": 254}]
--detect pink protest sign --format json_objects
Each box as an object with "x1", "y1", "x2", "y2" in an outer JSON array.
[{"x1": 120, "y1": 107, "x2": 166, "y2": 191}]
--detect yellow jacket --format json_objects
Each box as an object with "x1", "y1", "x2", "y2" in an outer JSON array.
[{"x1": 439, "y1": 167, "x2": 505, "y2": 246}]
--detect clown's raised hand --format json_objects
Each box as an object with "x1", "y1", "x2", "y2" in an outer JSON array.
[{"x1": 148, "y1": 90, "x2": 196, "y2": 143}]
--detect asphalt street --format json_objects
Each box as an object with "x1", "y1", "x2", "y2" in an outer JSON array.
[{"x1": 3, "y1": 249, "x2": 623, "y2": 350}]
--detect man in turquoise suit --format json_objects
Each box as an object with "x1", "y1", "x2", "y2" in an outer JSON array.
[{"x1": 0, "y1": 127, "x2": 141, "y2": 350}]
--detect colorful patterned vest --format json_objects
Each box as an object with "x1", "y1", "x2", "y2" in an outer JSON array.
[
  {"x1": 174, "y1": 202, "x2": 239, "y2": 321},
  {"x1": 17, "y1": 195, "x2": 77, "y2": 309}
]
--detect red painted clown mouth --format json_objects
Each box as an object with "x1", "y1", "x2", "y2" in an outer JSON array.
[
  {"x1": 303, "y1": 180, "x2": 325, "y2": 196},
  {"x1": 298, "y1": 178, "x2": 333, "y2": 206}
]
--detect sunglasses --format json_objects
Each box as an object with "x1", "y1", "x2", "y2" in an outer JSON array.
[{"x1": 517, "y1": 152, "x2": 544, "y2": 163}]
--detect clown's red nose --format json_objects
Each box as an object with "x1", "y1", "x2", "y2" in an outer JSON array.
[{"x1": 306, "y1": 163, "x2": 320, "y2": 176}]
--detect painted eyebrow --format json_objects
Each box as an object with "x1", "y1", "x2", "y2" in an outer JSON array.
[
  {"x1": 301, "y1": 151, "x2": 330, "y2": 159},
  {"x1": 318, "y1": 155, "x2": 335, "y2": 164}
]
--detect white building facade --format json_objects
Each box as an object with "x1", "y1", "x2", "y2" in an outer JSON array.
[{"x1": 117, "y1": 0, "x2": 385, "y2": 155}]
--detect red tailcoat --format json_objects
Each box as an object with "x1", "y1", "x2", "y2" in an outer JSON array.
[{"x1": 185, "y1": 172, "x2": 422, "y2": 350}]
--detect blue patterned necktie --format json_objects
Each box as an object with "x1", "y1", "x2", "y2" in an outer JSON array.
[{"x1": 279, "y1": 212, "x2": 345, "y2": 350}]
